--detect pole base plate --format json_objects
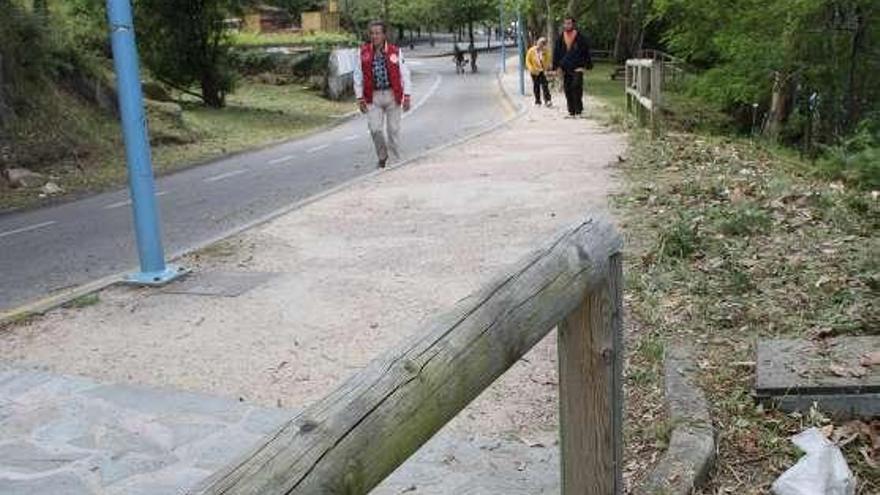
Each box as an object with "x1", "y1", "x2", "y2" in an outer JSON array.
[{"x1": 123, "y1": 265, "x2": 189, "y2": 286}]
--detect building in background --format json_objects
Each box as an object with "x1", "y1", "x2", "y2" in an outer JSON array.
[
  {"x1": 302, "y1": 0, "x2": 340, "y2": 33},
  {"x1": 243, "y1": 4, "x2": 293, "y2": 33}
]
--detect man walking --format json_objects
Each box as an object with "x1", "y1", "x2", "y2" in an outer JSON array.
[
  {"x1": 526, "y1": 37, "x2": 553, "y2": 107},
  {"x1": 354, "y1": 21, "x2": 412, "y2": 168},
  {"x1": 552, "y1": 16, "x2": 592, "y2": 118}
]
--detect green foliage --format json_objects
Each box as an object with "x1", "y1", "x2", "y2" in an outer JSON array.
[
  {"x1": 231, "y1": 30, "x2": 357, "y2": 48},
  {"x1": 343, "y1": 0, "x2": 496, "y2": 39},
  {"x1": 655, "y1": 0, "x2": 879, "y2": 134},
  {"x1": 230, "y1": 50, "x2": 283, "y2": 76},
  {"x1": 0, "y1": 1, "x2": 53, "y2": 112},
  {"x1": 817, "y1": 117, "x2": 880, "y2": 189},
  {"x1": 136, "y1": 0, "x2": 240, "y2": 108}
]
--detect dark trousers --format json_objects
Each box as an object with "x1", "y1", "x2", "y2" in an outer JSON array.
[
  {"x1": 531, "y1": 72, "x2": 551, "y2": 104},
  {"x1": 563, "y1": 71, "x2": 584, "y2": 115}
]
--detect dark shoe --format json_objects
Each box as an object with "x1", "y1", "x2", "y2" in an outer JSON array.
[
  {"x1": 535, "y1": 101, "x2": 542, "y2": 106},
  {"x1": 378, "y1": 159, "x2": 387, "y2": 168}
]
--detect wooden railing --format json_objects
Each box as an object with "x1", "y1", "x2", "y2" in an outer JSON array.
[
  {"x1": 191, "y1": 217, "x2": 624, "y2": 495},
  {"x1": 625, "y1": 58, "x2": 662, "y2": 128},
  {"x1": 636, "y1": 49, "x2": 687, "y2": 86}
]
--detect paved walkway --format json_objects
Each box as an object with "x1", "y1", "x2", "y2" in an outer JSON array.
[
  {"x1": 0, "y1": 363, "x2": 293, "y2": 495},
  {"x1": 0, "y1": 66, "x2": 623, "y2": 493}
]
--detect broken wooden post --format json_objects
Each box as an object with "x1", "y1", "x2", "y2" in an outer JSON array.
[{"x1": 191, "y1": 217, "x2": 623, "y2": 495}]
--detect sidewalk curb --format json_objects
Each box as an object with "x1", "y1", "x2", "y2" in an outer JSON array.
[
  {"x1": 0, "y1": 71, "x2": 528, "y2": 328},
  {"x1": 635, "y1": 343, "x2": 716, "y2": 495}
]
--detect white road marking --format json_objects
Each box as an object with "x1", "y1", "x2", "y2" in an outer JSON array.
[
  {"x1": 0, "y1": 221, "x2": 57, "y2": 240},
  {"x1": 404, "y1": 74, "x2": 443, "y2": 120},
  {"x1": 204, "y1": 169, "x2": 248, "y2": 183},
  {"x1": 103, "y1": 191, "x2": 169, "y2": 210},
  {"x1": 104, "y1": 199, "x2": 130, "y2": 210},
  {"x1": 268, "y1": 155, "x2": 295, "y2": 165},
  {"x1": 308, "y1": 144, "x2": 329, "y2": 153}
]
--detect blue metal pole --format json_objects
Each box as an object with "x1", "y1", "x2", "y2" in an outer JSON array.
[
  {"x1": 517, "y1": 9, "x2": 525, "y2": 96},
  {"x1": 107, "y1": 0, "x2": 183, "y2": 285},
  {"x1": 500, "y1": 2, "x2": 506, "y2": 73}
]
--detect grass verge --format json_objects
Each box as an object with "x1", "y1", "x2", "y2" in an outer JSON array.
[
  {"x1": 585, "y1": 62, "x2": 626, "y2": 127},
  {"x1": 617, "y1": 131, "x2": 878, "y2": 493},
  {"x1": 0, "y1": 81, "x2": 352, "y2": 212},
  {"x1": 588, "y1": 66, "x2": 879, "y2": 493}
]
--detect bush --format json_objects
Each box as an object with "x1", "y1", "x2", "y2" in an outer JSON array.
[
  {"x1": 817, "y1": 118, "x2": 880, "y2": 190},
  {"x1": 231, "y1": 50, "x2": 287, "y2": 76},
  {"x1": 0, "y1": 2, "x2": 53, "y2": 111},
  {"x1": 230, "y1": 31, "x2": 357, "y2": 48}
]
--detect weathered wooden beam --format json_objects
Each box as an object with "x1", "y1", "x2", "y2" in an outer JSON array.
[
  {"x1": 192, "y1": 217, "x2": 622, "y2": 495},
  {"x1": 558, "y1": 253, "x2": 623, "y2": 495}
]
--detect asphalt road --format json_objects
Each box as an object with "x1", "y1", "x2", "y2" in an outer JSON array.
[{"x1": 0, "y1": 52, "x2": 512, "y2": 312}]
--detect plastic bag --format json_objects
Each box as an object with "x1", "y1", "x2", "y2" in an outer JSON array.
[{"x1": 772, "y1": 427, "x2": 856, "y2": 495}]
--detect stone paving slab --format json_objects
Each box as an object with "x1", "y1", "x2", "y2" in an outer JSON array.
[
  {"x1": 0, "y1": 363, "x2": 294, "y2": 494},
  {"x1": 1, "y1": 363, "x2": 561, "y2": 494}
]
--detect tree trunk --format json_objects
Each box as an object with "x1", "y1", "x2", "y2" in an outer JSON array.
[
  {"x1": 201, "y1": 74, "x2": 225, "y2": 108},
  {"x1": 545, "y1": 0, "x2": 556, "y2": 47},
  {"x1": 468, "y1": 21, "x2": 474, "y2": 46},
  {"x1": 613, "y1": 0, "x2": 634, "y2": 64},
  {"x1": 764, "y1": 71, "x2": 790, "y2": 140},
  {"x1": 846, "y1": 8, "x2": 865, "y2": 131}
]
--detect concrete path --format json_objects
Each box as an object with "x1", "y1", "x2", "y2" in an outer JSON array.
[{"x1": 0, "y1": 65, "x2": 624, "y2": 493}]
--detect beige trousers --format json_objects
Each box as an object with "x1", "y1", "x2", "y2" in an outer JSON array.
[{"x1": 367, "y1": 90, "x2": 402, "y2": 162}]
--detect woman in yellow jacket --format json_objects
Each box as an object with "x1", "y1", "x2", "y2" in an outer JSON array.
[{"x1": 526, "y1": 37, "x2": 553, "y2": 107}]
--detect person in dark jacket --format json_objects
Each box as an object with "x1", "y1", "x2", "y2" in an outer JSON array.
[{"x1": 552, "y1": 16, "x2": 593, "y2": 117}]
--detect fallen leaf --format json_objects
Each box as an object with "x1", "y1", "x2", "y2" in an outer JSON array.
[
  {"x1": 821, "y1": 424, "x2": 835, "y2": 438},
  {"x1": 832, "y1": 421, "x2": 866, "y2": 447}
]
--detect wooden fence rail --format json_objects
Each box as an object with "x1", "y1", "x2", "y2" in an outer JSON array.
[
  {"x1": 636, "y1": 49, "x2": 687, "y2": 86},
  {"x1": 191, "y1": 217, "x2": 624, "y2": 495},
  {"x1": 625, "y1": 58, "x2": 662, "y2": 129}
]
